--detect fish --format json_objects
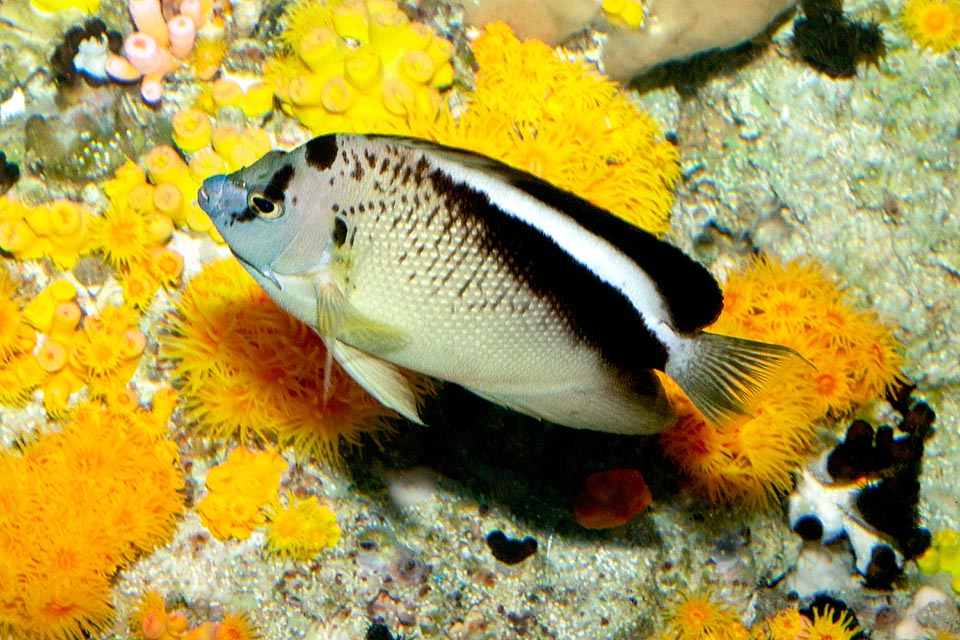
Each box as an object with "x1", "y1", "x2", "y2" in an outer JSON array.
[{"x1": 197, "y1": 134, "x2": 801, "y2": 435}]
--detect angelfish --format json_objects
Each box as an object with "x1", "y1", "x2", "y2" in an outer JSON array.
[{"x1": 197, "y1": 134, "x2": 799, "y2": 434}]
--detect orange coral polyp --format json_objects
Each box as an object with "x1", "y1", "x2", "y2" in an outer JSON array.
[{"x1": 573, "y1": 468, "x2": 652, "y2": 529}]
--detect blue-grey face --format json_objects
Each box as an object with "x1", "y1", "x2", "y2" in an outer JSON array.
[{"x1": 197, "y1": 149, "x2": 308, "y2": 283}]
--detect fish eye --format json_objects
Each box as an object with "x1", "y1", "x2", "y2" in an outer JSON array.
[{"x1": 248, "y1": 192, "x2": 284, "y2": 220}]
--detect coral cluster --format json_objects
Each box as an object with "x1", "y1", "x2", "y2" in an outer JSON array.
[
  {"x1": 658, "y1": 591, "x2": 862, "y2": 640},
  {"x1": 104, "y1": 0, "x2": 204, "y2": 103},
  {"x1": 162, "y1": 259, "x2": 394, "y2": 460},
  {"x1": 662, "y1": 590, "x2": 748, "y2": 640},
  {"x1": 658, "y1": 361, "x2": 821, "y2": 509},
  {"x1": 0, "y1": 396, "x2": 183, "y2": 640},
  {"x1": 167, "y1": 106, "x2": 273, "y2": 204},
  {"x1": 52, "y1": 18, "x2": 123, "y2": 87},
  {"x1": 659, "y1": 256, "x2": 903, "y2": 509},
  {"x1": 272, "y1": 0, "x2": 455, "y2": 134},
  {"x1": 196, "y1": 446, "x2": 287, "y2": 540},
  {"x1": 414, "y1": 23, "x2": 680, "y2": 235},
  {"x1": 0, "y1": 196, "x2": 96, "y2": 268},
  {"x1": 142, "y1": 143, "x2": 221, "y2": 235},
  {"x1": 572, "y1": 468, "x2": 652, "y2": 529},
  {"x1": 265, "y1": 496, "x2": 343, "y2": 560},
  {"x1": 901, "y1": 0, "x2": 960, "y2": 52},
  {"x1": 196, "y1": 446, "x2": 342, "y2": 559},
  {"x1": 709, "y1": 257, "x2": 902, "y2": 417},
  {"x1": 0, "y1": 268, "x2": 46, "y2": 407},
  {"x1": 135, "y1": 591, "x2": 256, "y2": 640}
]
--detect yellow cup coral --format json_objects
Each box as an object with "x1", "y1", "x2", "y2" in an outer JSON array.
[
  {"x1": 162, "y1": 259, "x2": 395, "y2": 460},
  {"x1": 408, "y1": 23, "x2": 680, "y2": 235},
  {"x1": 265, "y1": 496, "x2": 342, "y2": 559},
  {"x1": 902, "y1": 0, "x2": 960, "y2": 52},
  {"x1": 0, "y1": 197, "x2": 96, "y2": 268},
  {"x1": 172, "y1": 107, "x2": 214, "y2": 153},
  {"x1": 273, "y1": 0, "x2": 454, "y2": 134},
  {"x1": 0, "y1": 396, "x2": 183, "y2": 640},
  {"x1": 197, "y1": 446, "x2": 287, "y2": 540},
  {"x1": 659, "y1": 256, "x2": 904, "y2": 509}
]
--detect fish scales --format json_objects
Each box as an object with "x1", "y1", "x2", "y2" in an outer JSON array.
[
  {"x1": 198, "y1": 134, "x2": 802, "y2": 434},
  {"x1": 333, "y1": 139, "x2": 634, "y2": 396}
]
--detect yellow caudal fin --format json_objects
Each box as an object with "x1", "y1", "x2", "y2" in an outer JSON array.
[
  {"x1": 332, "y1": 340, "x2": 425, "y2": 425},
  {"x1": 665, "y1": 332, "x2": 811, "y2": 426}
]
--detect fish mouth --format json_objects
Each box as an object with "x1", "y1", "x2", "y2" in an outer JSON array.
[{"x1": 197, "y1": 184, "x2": 210, "y2": 211}]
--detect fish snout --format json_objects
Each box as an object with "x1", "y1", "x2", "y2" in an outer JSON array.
[{"x1": 197, "y1": 175, "x2": 228, "y2": 214}]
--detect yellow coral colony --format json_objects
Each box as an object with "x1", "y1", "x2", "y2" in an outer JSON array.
[
  {"x1": 902, "y1": 0, "x2": 960, "y2": 53},
  {"x1": 659, "y1": 257, "x2": 903, "y2": 508},
  {"x1": 0, "y1": 196, "x2": 97, "y2": 269},
  {"x1": 196, "y1": 446, "x2": 288, "y2": 540},
  {"x1": 162, "y1": 259, "x2": 394, "y2": 459},
  {"x1": 265, "y1": 497, "x2": 342, "y2": 560},
  {"x1": 0, "y1": 397, "x2": 183, "y2": 640},
  {"x1": 273, "y1": 0, "x2": 455, "y2": 135},
  {"x1": 415, "y1": 23, "x2": 680, "y2": 235},
  {"x1": 0, "y1": 268, "x2": 46, "y2": 407}
]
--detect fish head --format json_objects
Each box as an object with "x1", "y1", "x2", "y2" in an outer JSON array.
[{"x1": 198, "y1": 146, "x2": 338, "y2": 287}]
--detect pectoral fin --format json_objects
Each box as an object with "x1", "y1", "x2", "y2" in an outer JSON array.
[
  {"x1": 332, "y1": 340, "x2": 425, "y2": 425},
  {"x1": 315, "y1": 280, "x2": 409, "y2": 354}
]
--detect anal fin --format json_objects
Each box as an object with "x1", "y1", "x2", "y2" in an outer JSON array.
[{"x1": 332, "y1": 340, "x2": 425, "y2": 425}]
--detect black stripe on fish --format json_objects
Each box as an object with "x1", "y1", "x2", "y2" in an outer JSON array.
[
  {"x1": 263, "y1": 163, "x2": 294, "y2": 201},
  {"x1": 503, "y1": 173, "x2": 723, "y2": 333},
  {"x1": 427, "y1": 168, "x2": 669, "y2": 376},
  {"x1": 371, "y1": 135, "x2": 724, "y2": 334},
  {"x1": 305, "y1": 135, "x2": 338, "y2": 170}
]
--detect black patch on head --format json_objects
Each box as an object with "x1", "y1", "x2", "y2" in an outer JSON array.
[
  {"x1": 305, "y1": 135, "x2": 338, "y2": 170},
  {"x1": 263, "y1": 164, "x2": 294, "y2": 201},
  {"x1": 504, "y1": 171, "x2": 723, "y2": 333},
  {"x1": 427, "y1": 168, "x2": 668, "y2": 375},
  {"x1": 332, "y1": 216, "x2": 347, "y2": 247},
  {"x1": 230, "y1": 207, "x2": 257, "y2": 224}
]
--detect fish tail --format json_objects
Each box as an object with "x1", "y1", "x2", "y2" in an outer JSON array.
[{"x1": 664, "y1": 332, "x2": 810, "y2": 426}]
